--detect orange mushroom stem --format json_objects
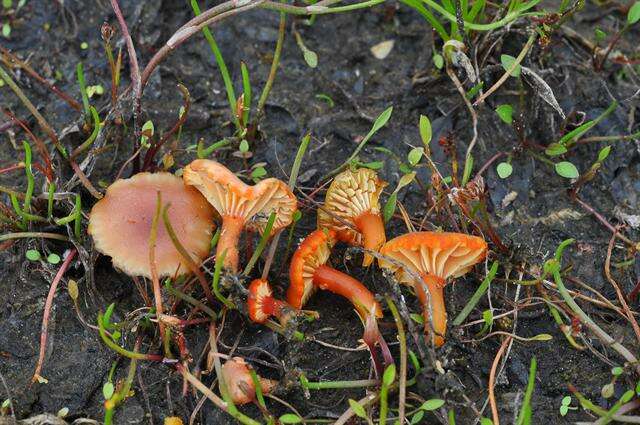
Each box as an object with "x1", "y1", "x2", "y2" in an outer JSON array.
[
  {"x1": 287, "y1": 229, "x2": 382, "y2": 319},
  {"x1": 413, "y1": 274, "x2": 447, "y2": 347},
  {"x1": 248, "y1": 278, "x2": 288, "y2": 324}
]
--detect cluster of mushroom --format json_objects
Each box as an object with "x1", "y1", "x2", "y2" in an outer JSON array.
[{"x1": 88, "y1": 160, "x2": 487, "y2": 403}]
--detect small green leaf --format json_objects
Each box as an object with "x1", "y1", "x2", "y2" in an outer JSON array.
[
  {"x1": 529, "y1": 333, "x2": 553, "y2": 341},
  {"x1": 26, "y1": 249, "x2": 41, "y2": 261},
  {"x1": 2, "y1": 0, "x2": 12, "y2": 9},
  {"x1": 80, "y1": 41, "x2": 88, "y2": 50},
  {"x1": 239, "y1": 139, "x2": 249, "y2": 153},
  {"x1": 635, "y1": 380, "x2": 640, "y2": 395},
  {"x1": 480, "y1": 418, "x2": 494, "y2": 425},
  {"x1": 410, "y1": 313, "x2": 424, "y2": 324},
  {"x1": 360, "y1": 161, "x2": 384, "y2": 170},
  {"x1": 397, "y1": 172, "x2": 417, "y2": 191},
  {"x1": 500, "y1": 54, "x2": 521, "y2": 77},
  {"x1": 597, "y1": 146, "x2": 611, "y2": 162},
  {"x1": 496, "y1": 162, "x2": 513, "y2": 179},
  {"x1": 372, "y1": 106, "x2": 393, "y2": 133},
  {"x1": 102, "y1": 382, "x2": 114, "y2": 400},
  {"x1": 293, "y1": 210, "x2": 302, "y2": 222},
  {"x1": 420, "y1": 399, "x2": 445, "y2": 411},
  {"x1": 621, "y1": 389, "x2": 635, "y2": 403},
  {"x1": 47, "y1": 253, "x2": 61, "y2": 264},
  {"x1": 303, "y1": 49, "x2": 318, "y2": 68},
  {"x1": 2, "y1": 399, "x2": 10, "y2": 409},
  {"x1": 348, "y1": 399, "x2": 368, "y2": 419},
  {"x1": 611, "y1": 366, "x2": 623, "y2": 376},
  {"x1": 628, "y1": 1, "x2": 640, "y2": 24},
  {"x1": 495, "y1": 104, "x2": 513, "y2": 124},
  {"x1": 433, "y1": 53, "x2": 444, "y2": 69},
  {"x1": 382, "y1": 364, "x2": 396, "y2": 386},
  {"x1": 408, "y1": 147, "x2": 424, "y2": 166},
  {"x1": 555, "y1": 161, "x2": 579, "y2": 179},
  {"x1": 2, "y1": 22, "x2": 10, "y2": 38},
  {"x1": 462, "y1": 154, "x2": 473, "y2": 185},
  {"x1": 410, "y1": 411, "x2": 424, "y2": 424},
  {"x1": 383, "y1": 192, "x2": 397, "y2": 223},
  {"x1": 594, "y1": 28, "x2": 607, "y2": 42},
  {"x1": 419, "y1": 115, "x2": 432, "y2": 148},
  {"x1": 545, "y1": 143, "x2": 568, "y2": 157},
  {"x1": 483, "y1": 309, "x2": 494, "y2": 326},
  {"x1": 562, "y1": 396, "x2": 572, "y2": 406},
  {"x1": 140, "y1": 120, "x2": 154, "y2": 147},
  {"x1": 559, "y1": 405, "x2": 569, "y2": 416},
  {"x1": 279, "y1": 414, "x2": 302, "y2": 424},
  {"x1": 251, "y1": 166, "x2": 267, "y2": 179},
  {"x1": 601, "y1": 383, "x2": 614, "y2": 399}
]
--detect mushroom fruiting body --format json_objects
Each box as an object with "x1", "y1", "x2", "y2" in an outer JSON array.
[
  {"x1": 221, "y1": 357, "x2": 276, "y2": 405},
  {"x1": 88, "y1": 172, "x2": 215, "y2": 278},
  {"x1": 317, "y1": 168, "x2": 387, "y2": 266},
  {"x1": 247, "y1": 278, "x2": 288, "y2": 324},
  {"x1": 287, "y1": 229, "x2": 382, "y2": 319},
  {"x1": 379, "y1": 232, "x2": 487, "y2": 346},
  {"x1": 183, "y1": 159, "x2": 297, "y2": 273}
]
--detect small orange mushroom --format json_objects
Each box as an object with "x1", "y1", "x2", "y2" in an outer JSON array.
[
  {"x1": 287, "y1": 229, "x2": 382, "y2": 319},
  {"x1": 221, "y1": 357, "x2": 276, "y2": 405},
  {"x1": 379, "y1": 232, "x2": 487, "y2": 346},
  {"x1": 183, "y1": 159, "x2": 297, "y2": 273},
  {"x1": 88, "y1": 172, "x2": 215, "y2": 278},
  {"x1": 247, "y1": 278, "x2": 288, "y2": 324},
  {"x1": 317, "y1": 168, "x2": 387, "y2": 266}
]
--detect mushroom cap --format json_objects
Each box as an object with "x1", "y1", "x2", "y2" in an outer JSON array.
[
  {"x1": 88, "y1": 172, "x2": 215, "y2": 278},
  {"x1": 317, "y1": 168, "x2": 387, "y2": 245},
  {"x1": 379, "y1": 232, "x2": 487, "y2": 288},
  {"x1": 221, "y1": 357, "x2": 276, "y2": 405},
  {"x1": 287, "y1": 229, "x2": 336, "y2": 309},
  {"x1": 248, "y1": 278, "x2": 273, "y2": 323},
  {"x1": 183, "y1": 159, "x2": 297, "y2": 234}
]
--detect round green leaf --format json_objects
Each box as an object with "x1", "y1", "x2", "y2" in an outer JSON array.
[
  {"x1": 500, "y1": 54, "x2": 521, "y2": 77},
  {"x1": 496, "y1": 162, "x2": 513, "y2": 179},
  {"x1": 410, "y1": 411, "x2": 424, "y2": 424},
  {"x1": 559, "y1": 405, "x2": 569, "y2": 416},
  {"x1": 495, "y1": 104, "x2": 513, "y2": 124},
  {"x1": 26, "y1": 249, "x2": 41, "y2": 261},
  {"x1": 47, "y1": 253, "x2": 61, "y2": 265},
  {"x1": 433, "y1": 54, "x2": 444, "y2": 69},
  {"x1": 102, "y1": 382, "x2": 114, "y2": 400},
  {"x1": 419, "y1": 115, "x2": 432, "y2": 147},
  {"x1": 279, "y1": 414, "x2": 302, "y2": 424},
  {"x1": 239, "y1": 139, "x2": 249, "y2": 153},
  {"x1": 555, "y1": 161, "x2": 579, "y2": 179},
  {"x1": 382, "y1": 364, "x2": 396, "y2": 386},
  {"x1": 561, "y1": 396, "x2": 572, "y2": 406},
  {"x1": 408, "y1": 147, "x2": 424, "y2": 166},
  {"x1": 303, "y1": 49, "x2": 318, "y2": 68},
  {"x1": 601, "y1": 383, "x2": 614, "y2": 399}
]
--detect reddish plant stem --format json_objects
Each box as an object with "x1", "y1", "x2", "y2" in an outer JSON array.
[
  {"x1": 572, "y1": 195, "x2": 637, "y2": 249},
  {"x1": 488, "y1": 336, "x2": 512, "y2": 425},
  {"x1": 32, "y1": 248, "x2": 77, "y2": 383}
]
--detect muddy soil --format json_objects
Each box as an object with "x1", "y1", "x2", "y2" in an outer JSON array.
[{"x1": 1, "y1": 1, "x2": 639, "y2": 424}]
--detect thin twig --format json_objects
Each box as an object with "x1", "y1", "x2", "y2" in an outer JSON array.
[{"x1": 488, "y1": 336, "x2": 511, "y2": 425}]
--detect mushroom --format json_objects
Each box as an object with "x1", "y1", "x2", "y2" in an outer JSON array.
[
  {"x1": 183, "y1": 159, "x2": 297, "y2": 273},
  {"x1": 379, "y1": 232, "x2": 487, "y2": 346},
  {"x1": 317, "y1": 168, "x2": 387, "y2": 266},
  {"x1": 221, "y1": 357, "x2": 276, "y2": 405},
  {"x1": 247, "y1": 278, "x2": 288, "y2": 324},
  {"x1": 287, "y1": 229, "x2": 382, "y2": 319},
  {"x1": 88, "y1": 172, "x2": 215, "y2": 278}
]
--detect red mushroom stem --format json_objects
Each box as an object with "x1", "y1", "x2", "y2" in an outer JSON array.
[
  {"x1": 312, "y1": 264, "x2": 382, "y2": 319},
  {"x1": 218, "y1": 216, "x2": 245, "y2": 272},
  {"x1": 414, "y1": 274, "x2": 447, "y2": 347},
  {"x1": 353, "y1": 212, "x2": 386, "y2": 267}
]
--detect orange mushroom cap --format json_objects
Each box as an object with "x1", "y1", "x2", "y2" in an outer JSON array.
[
  {"x1": 247, "y1": 278, "x2": 288, "y2": 324},
  {"x1": 88, "y1": 172, "x2": 215, "y2": 278},
  {"x1": 287, "y1": 229, "x2": 382, "y2": 319},
  {"x1": 183, "y1": 159, "x2": 297, "y2": 272},
  {"x1": 317, "y1": 168, "x2": 387, "y2": 266},
  {"x1": 221, "y1": 357, "x2": 277, "y2": 405},
  {"x1": 379, "y1": 231, "x2": 487, "y2": 346}
]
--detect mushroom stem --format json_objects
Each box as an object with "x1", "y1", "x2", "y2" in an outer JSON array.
[
  {"x1": 415, "y1": 274, "x2": 447, "y2": 347},
  {"x1": 218, "y1": 216, "x2": 245, "y2": 272},
  {"x1": 354, "y1": 211, "x2": 386, "y2": 267},
  {"x1": 312, "y1": 265, "x2": 382, "y2": 319}
]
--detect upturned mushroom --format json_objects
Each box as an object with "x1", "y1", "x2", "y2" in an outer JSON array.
[
  {"x1": 287, "y1": 229, "x2": 382, "y2": 319},
  {"x1": 183, "y1": 159, "x2": 297, "y2": 273},
  {"x1": 247, "y1": 278, "x2": 289, "y2": 324},
  {"x1": 88, "y1": 172, "x2": 215, "y2": 278},
  {"x1": 317, "y1": 168, "x2": 387, "y2": 266},
  {"x1": 221, "y1": 357, "x2": 276, "y2": 405},
  {"x1": 379, "y1": 232, "x2": 487, "y2": 346}
]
